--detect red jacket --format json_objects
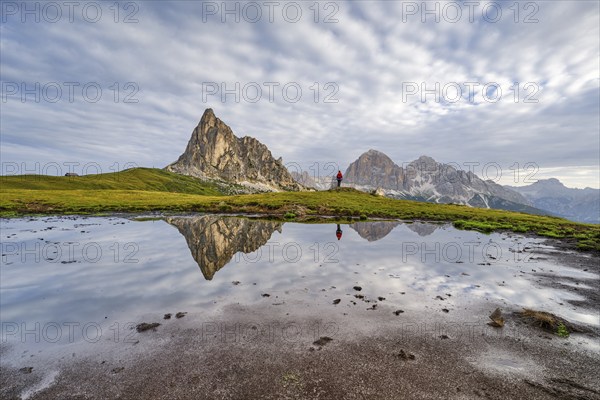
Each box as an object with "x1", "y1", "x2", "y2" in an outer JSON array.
[{"x1": 336, "y1": 171, "x2": 343, "y2": 180}]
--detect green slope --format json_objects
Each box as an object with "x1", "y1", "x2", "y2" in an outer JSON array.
[
  {"x1": 1, "y1": 187, "x2": 598, "y2": 251},
  {"x1": 0, "y1": 168, "x2": 223, "y2": 195}
]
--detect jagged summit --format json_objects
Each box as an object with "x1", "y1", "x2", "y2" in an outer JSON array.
[
  {"x1": 339, "y1": 150, "x2": 543, "y2": 214},
  {"x1": 411, "y1": 155, "x2": 437, "y2": 165},
  {"x1": 165, "y1": 109, "x2": 301, "y2": 192},
  {"x1": 344, "y1": 149, "x2": 403, "y2": 189}
]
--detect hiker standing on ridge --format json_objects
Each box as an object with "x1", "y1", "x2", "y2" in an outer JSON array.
[{"x1": 336, "y1": 170, "x2": 343, "y2": 187}]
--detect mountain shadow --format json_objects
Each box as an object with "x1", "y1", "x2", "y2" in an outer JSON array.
[{"x1": 166, "y1": 216, "x2": 282, "y2": 280}]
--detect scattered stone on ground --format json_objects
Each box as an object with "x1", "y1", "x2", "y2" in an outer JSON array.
[
  {"x1": 19, "y1": 367, "x2": 32, "y2": 374},
  {"x1": 163, "y1": 313, "x2": 172, "y2": 320},
  {"x1": 394, "y1": 310, "x2": 405, "y2": 315},
  {"x1": 333, "y1": 299, "x2": 341, "y2": 304},
  {"x1": 353, "y1": 286, "x2": 362, "y2": 291},
  {"x1": 396, "y1": 350, "x2": 416, "y2": 360},
  {"x1": 488, "y1": 308, "x2": 505, "y2": 327},
  {"x1": 313, "y1": 336, "x2": 333, "y2": 347},
  {"x1": 175, "y1": 312, "x2": 187, "y2": 319},
  {"x1": 136, "y1": 322, "x2": 160, "y2": 332}
]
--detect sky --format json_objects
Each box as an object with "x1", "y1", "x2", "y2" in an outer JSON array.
[{"x1": 1, "y1": 0, "x2": 599, "y2": 188}]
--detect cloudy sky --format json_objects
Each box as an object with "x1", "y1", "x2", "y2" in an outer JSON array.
[{"x1": 1, "y1": 1, "x2": 599, "y2": 188}]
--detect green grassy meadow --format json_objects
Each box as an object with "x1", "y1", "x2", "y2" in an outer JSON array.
[{"x1": 1, "y1": 168, "x2": 598, "y2": 251}]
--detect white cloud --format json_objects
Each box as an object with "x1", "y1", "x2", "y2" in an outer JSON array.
[{"x1": 0, "y1": 1, "x2": 598, "y2": 188}]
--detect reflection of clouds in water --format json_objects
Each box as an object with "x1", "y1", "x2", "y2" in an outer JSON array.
[
  {"x1": 1, "y1": 218, "x2": 214, "y2": 326},
  {"x1": 1, "y1": 217, "x2": 598, "y2": 352}
]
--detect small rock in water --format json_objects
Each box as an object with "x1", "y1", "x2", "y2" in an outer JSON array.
[
  {"x1": 313, "y1": 336, "x2": 333, "y2": 346},
  {"x1": 112, "y1": 367, "x2": 125, "y2": 373},
  {"x1": 333, "y1": 299, "x2": 341, "y2": 305},
  {"x1": 136, "y1": 322, "x2": 160, "y2": 332},
  {"x1": 442, "y1": 309, "x2": 450, "y2": 313},
  {"x1": 19, "y1": 367, "x2": 33, "y2": 374},
  {"x1": 440, "y1": 335, "x2": 449, "y2": 340},
  {"x1": 353, "y1": 286, "x2": 362, "y2": 291},
  {"x1": 176, "y1": 312, "x2": 187, "y2": 319},
  {"x1": 396, "y1": 350, "x2": 415, "y2": 360},
  {"x1": 393, "y1": 310, "x2": 404, "y2": 315},
  {"x1": 378, "y1": 297, "x2": 386, "y2": 301},
  {"x1": 261, "y1": 293, "x2": 271, "y2": 297},
  {"x1": 232, "y1": 281, "x2": 241, "y2": 285},
  {"x1": 163, "y1": 313, "x2": 172, "y2": 320},
  {"x1": 354, "y1": 294, "x2": 364, "y2": 299},
  {"x1": 367, "y1": 304, "x2": 377, "y2": 310},
  {"x1": 488, "y1": 308, "x2": 505, "y2": 327}
]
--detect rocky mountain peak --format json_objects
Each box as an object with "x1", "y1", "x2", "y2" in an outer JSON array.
[
  {"x1": 342, "y1": 150, "x2": 538, "y2": 214},
  {"x1": 165, "y1": 108, "x2": 301, "y2": 192},
  {"x1": 413, "y1": 155, "x2": 437, "y2": 164},
  {"x1": 365, "y1": 149, "x2": 387, "y2": 156},
  {"x1": 345, "y1": 149, "x2": 404, "y2": 189},
  {"x1": 536, "y1": 178, "x2": 565, "y2": 187}
]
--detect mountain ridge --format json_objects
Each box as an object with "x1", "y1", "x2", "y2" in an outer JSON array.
[
  {"x1": 508, "y1": 179, "x2": 599, "y2": 223},
  {"x1": 336, "y1": 149, "x2": 546, "y2": 215},
  {"x1": 165, "y1": 109, "x2": 302, "y2": 192}
]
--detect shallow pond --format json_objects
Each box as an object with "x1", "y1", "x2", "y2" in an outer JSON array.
[{"x1": 1, "y1": 215, "x2": 598, "y2": 355}]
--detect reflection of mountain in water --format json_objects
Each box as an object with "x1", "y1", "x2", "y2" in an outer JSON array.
[
  {"x1": 349, "y1": 221, "x2": 400, "y2": 241},
  {"x1": 406, "y1": 222, "x2": 441, "y2": 237},
  {"x1": 166, "y1": 216, "x2": 282, "y2": 280}
]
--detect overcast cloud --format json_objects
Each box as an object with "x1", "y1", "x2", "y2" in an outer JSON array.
[{"x1": 1, "y1": 0, "x2": 598, "y2": 188}]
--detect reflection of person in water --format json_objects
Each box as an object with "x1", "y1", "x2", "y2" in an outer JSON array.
[{"x1": 336, "y1": 224, "x2": 343, "y2": 240}]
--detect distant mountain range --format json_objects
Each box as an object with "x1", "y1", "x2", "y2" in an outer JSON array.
[
  {"x1": 289, "y1": 171, "x2": 334, "y2": 191},
  {"x1": 507, "y1": 179, "x2": 599, "y2": 223},
  {"x1": 295, "y1": 149, "x2": 599, "y2": 222},
  {"x1": 340, "y1": 150, "x2": 548, "y2": 215},
  {"x1": 165, "y1": 110, "x2": 597, "y2": 223}
]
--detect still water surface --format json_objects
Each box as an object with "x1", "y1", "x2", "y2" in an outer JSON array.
[{"x1": 1, "y1": 215, "x2": 597, "y2": 351}]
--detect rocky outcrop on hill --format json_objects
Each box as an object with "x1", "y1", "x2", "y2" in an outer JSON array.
[
  {"x1": 166, "y1": 109, "x2": 301, "y2": 192},
  {"x1": 166, "y1": 216, "x2": 282, "y2": 280}
]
